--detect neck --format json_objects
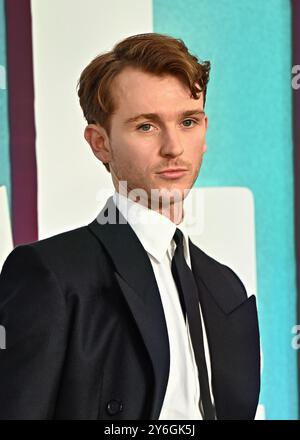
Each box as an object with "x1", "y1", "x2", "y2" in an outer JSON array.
[
  {"x1": 116, "y1": 188, "x2": 185, "y2": 225},
  {"x1": 155, "y1": 199, "x2": 184, "y2": 224}
]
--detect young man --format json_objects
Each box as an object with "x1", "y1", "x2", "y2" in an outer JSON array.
[{"x1": 0, "y1": 33, "x2": 260, "y2": 420}]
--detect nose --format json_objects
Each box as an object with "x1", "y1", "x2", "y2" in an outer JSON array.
[{"x1": 159, "y1": 127, "x2": 184, "y2": 158}]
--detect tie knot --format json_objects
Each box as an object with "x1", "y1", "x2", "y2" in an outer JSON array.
[{"x1": 173, "y1": 228, "x2": 184, "y2": 247}]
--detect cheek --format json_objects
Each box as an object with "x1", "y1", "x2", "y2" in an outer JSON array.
[
  {"x1": 188, "y1": 133, "x2": 206, "y2": 160},
  {"x1": 112, "y1": 137, "x2": 152, "y2": 177},
  {"x1": 120, "y1": 136, "x2": 156, "y2": 166}
]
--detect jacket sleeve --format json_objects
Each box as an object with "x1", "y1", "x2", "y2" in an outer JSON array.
[{"x1": 0, "y1": 245, "x2": 68, "y2": 419}]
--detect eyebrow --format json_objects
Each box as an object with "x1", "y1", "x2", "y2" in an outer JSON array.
[{"x1": 124, "y1": 109, "x2": 205, "y2": 125}]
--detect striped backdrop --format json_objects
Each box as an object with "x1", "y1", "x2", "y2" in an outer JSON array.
[{"x1": 0, "y1": 0, "x2": 299, "y2": 419}]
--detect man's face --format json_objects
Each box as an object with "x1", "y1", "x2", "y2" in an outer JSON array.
[{"x1": 105, "y1": 67, "x2": 208, "y2": 205}]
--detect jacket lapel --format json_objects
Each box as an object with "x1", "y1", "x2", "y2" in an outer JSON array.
[
  {"x1": 189, "y1": 239, "x2": 260, "y2": 420},
  {"x1": 88, "y1": 196, "x2": 169, "y2": 419}
]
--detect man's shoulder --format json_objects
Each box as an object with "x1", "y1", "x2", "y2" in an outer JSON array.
[
  {"x1": 19, "y1": 224, "x2": 98, "y2": 262},
  {"x1": 0, "y1": 223, "x2": 108, "y2": 288},
  {"x1": 30, "y1": 224, "x2": 96, "y2": 253}
]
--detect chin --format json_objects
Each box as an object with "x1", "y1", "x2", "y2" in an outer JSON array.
[{"x1": 154, "y1": 187, "x2": 189, "y2": 204}]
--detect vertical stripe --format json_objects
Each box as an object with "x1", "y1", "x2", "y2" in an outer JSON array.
[
  {"x1": 292, "y1": 0, "x2": 300, "y2": 420},
  {"x1": 31, "y1": 0, "x2": 153, "y2": 239},
  {"x1": 5, "y1": 0, "x2": 37, "y2": 245},
  {"x1": 0, "y1": 0, "x2": 11, "y2": 206},
  {"x1": 154, "y1": 0, "x2": 297, "y2": 419}
]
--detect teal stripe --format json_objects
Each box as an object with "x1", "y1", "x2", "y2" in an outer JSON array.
[
  {"x1": 154, "y1": 0, "x2": 297, "y2": 419},
  {"x1": 0, "y1": 0, "x2": 11, "y2": 207}
]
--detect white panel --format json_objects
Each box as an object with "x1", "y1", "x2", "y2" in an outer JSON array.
[
  {"x1": 31, "y1": 0, "x2": 153, "y2": 239},
  {"x1": 185, "y1": 187, "x2": 257, "y2": 297},
  {"x1": 0, "y1": 186, "x2": 13, "y2": 271}
]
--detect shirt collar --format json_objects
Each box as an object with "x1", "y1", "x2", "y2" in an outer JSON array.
[{"x1": 112, "y1": 191, "x2": 190, "y2": 263}]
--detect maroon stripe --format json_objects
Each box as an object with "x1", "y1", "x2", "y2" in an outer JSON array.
[
  {"x1": 5, "y1": 0, "x2": 38, "y2": 245},
  {"x1": 292, "y1": 0, "x2": 300, "y2": 417}
]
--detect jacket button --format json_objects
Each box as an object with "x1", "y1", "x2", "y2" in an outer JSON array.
[{"x1": 106, "y1": 399, "x2": 123, "y2": 416}]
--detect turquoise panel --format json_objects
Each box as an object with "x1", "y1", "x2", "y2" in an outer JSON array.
[
  {"x1": 154, "y1": 0, "x2": 297, "y2": 419},
  {"x1": 0, "y1": 0, "x2": 11, "y2": 207}
]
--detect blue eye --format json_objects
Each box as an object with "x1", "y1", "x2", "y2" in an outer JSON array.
[
  {"x1": 182, "y1": 119, "x2": 194, "y2": 127},
  {"x1": 139, "y1": 123, "x2": 152, "y2": 132}
]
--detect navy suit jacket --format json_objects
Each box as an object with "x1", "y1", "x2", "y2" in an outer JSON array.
[{"x1": 0, "y1": 196, "x2": 260, "y2": 419}]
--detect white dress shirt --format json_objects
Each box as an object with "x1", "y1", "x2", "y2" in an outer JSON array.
[{"x1": 112, "y1": 191, "x2": 214, "y2": 420}]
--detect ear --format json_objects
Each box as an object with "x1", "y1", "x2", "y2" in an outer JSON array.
[
  {"x1": 203, "y1": 114, "x2": 208, "y2": 153},
  {"x1": 84, "y1": 123, "x2": 111, "y2": 165},
  {"x1": 204, "y1": 113, "x2": 208, "y2": 130}
]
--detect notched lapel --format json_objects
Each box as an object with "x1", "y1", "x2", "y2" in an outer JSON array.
[
  {"x1": 207, "y1": 294, "x2": 261, "y2": 420},
  {"x1": 88, "y1": 197, "x2": 170, "y2": 419},
  {"x1": 189, "y1": 239, "x2": 260, "y2": 419}
]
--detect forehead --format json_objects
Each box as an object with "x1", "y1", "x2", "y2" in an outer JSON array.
[{"x1": 111, "y1": 67, "x2": 203, "y2": 116}]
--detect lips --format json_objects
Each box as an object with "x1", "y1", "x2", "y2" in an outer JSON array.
[
  {"x1": 158, "y1": 168, "x2": 187, "y2": 173},
  {"x1": 157, "y1": 168, "x2": 188, "y2": 179}
]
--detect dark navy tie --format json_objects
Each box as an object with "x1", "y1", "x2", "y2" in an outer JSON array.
[{"x1": 171, "y1": 228, "x2": 216, "y2": 420}]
